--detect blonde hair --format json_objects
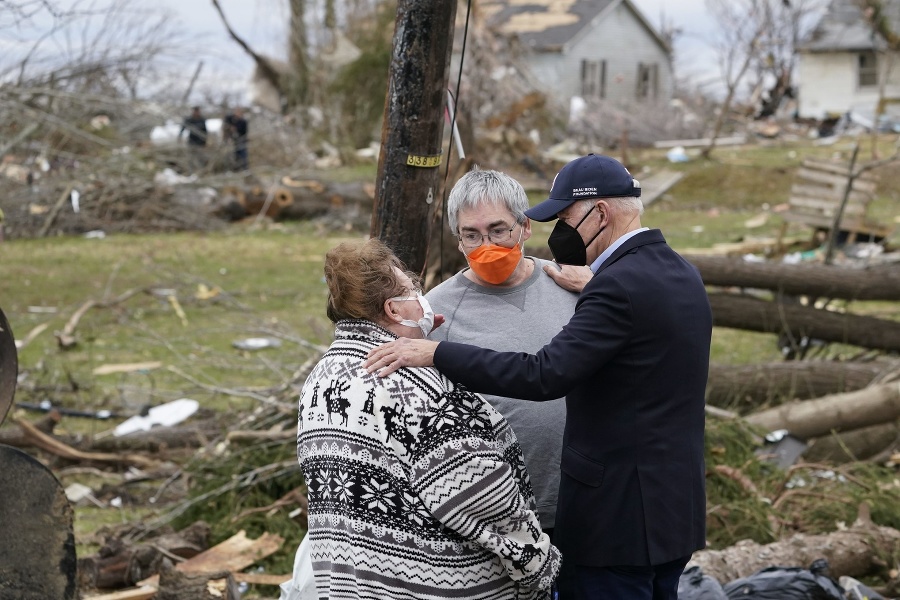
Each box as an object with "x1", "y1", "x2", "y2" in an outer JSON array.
[{"x1": 323, "y1": 239, "x2": 419, "y2": 323}]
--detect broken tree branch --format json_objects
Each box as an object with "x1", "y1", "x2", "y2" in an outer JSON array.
[
  {"x1": 38, "y1": 183, "x2": 75, "y2": 238},
  {"x1": 210, "y1": 0, "x2": 283, "y2": 95},
  {"x1": 56, "y1": 287, "x2": 148, "y2": 349},
  {"x1": 745, "y1": 382, "x2": 900, "y2": 439},
  {"x1": 15, "y1": 417, "x2": 160, "y2": 469}
]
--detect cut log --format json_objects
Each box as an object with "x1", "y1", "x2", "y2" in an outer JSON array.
[
  {"x1": 803, "y1": 421, "x2": 900, "y2": 463},
  {"x1": 79, "y1": 522, "x2": 211, "y2": 590},
  {"x1": 708, "y1": 292, "x2": 900, "y2": 353},
  {"x1": 217, "y1": 180, "x2": 375, "y2": 222},
  {"x1": 688, "y1": 513, "x2": 900, "y2": 583},
  {"x1": 155, "y1": 566, "x2": 241, "y2": 600},
  {"x1": 687, "y1": 256, "x2": 900, "y2": 301},
  {"x1": 744, "y1": 382, "x2": 900, "y2": 439},
  {"x1": 705, "y1": 361, "x2": 888, "y2": 411},
  {"x1": 82, "y1": 586, "x2": 157, "y2": 600}
]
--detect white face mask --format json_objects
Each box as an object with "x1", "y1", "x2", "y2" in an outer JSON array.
[{"x1": 390, "y1": 292, "x2": 435, "y2": 337}]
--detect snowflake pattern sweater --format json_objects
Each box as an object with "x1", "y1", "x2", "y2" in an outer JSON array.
[{"x1": 297, "y1": 319, "x2": 561, "y2": 599}]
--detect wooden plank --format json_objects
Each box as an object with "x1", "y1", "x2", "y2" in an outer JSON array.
[
  {"x1": 788, "y1": 196, "x2": 868, "y2": 215},
  {"x1": 137, "y1": 530, "x2": 284, "y2": 587},
  {"x1": 790, "y1": 183, "x2": 873, "y2": 205},
  {"x1": 83, "y1": 586, "x2": 157, "y2": 600},
  {"x1": 640, "y1": 169, "x2": 684, "y2": 207},
  {"x1": 233, "y1": 572, "x2": 292, "y2": 585},
  {"x1": 801, "y1": 158, "x2": 879, "y2": 183},
  {"x1": 795, "y1": 168, "x2": 878, "y2": 193},
  {"x1": 780, "y1": 211, "x2": 865, "y2": 228},
  {"x1": 653, "y1": 135, "x2": 747, "y2": 148},
  {"x1": 780, "y1": 212, "x2": 892, "y2": 236}
]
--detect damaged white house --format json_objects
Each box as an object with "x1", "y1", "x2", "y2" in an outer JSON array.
[
  {"x1": 797, "y1": 0, "x2": 900, "y2": 121},
  {"x1": 480, "y1": 0, "x2": 674, "y2": 108}
]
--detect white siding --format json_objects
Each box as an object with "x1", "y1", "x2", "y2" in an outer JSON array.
[
  {"x1": 522, "y1": 2, "x2": 672, "y2": 106},
  {"x1": 797, "y1": 50, "x2": 900, "y2": 119}
]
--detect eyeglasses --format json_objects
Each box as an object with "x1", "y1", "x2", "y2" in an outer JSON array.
[{"x1": 458, "y1": 224, "x2": 518, "y2": 249}]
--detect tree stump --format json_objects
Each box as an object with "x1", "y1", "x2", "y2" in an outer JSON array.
[{"x1": 155, "y1": 566, "x2": 241, "y2": 600}]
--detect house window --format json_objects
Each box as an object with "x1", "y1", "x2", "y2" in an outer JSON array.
[
  {"x1": 581, "y1": 59, "x2": 607, "y2": 98},
  {"x1": 858, "y1": 52, "x2": 878, "y2": 87},
  {"x1": 636, "y1": 62, "x2": 659, "y2": 99}
]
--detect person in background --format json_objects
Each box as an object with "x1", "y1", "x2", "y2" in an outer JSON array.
[
  {"x1": 180, "y1": 106, "x2": 207, "y2": 172},
  {"x1": 426, "y1": 167, "x2": 578, "y2": 541},
  {"x1": 365, "y1": 154, "x2": 713, "y2": 600},
  {"x1": 223, "y1": 107, "x2": 249, "y2": 171},
  {"x1": 296, "y1": 238, "x2": 561, "y2": 600}
]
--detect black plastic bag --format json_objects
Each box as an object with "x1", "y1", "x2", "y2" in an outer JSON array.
[
  {"x1": 723, "y1": 559, "x2": 844, "y2": 600},
  {"x1": 678, "y1": 565, "x2": 728, "y2": 600}
]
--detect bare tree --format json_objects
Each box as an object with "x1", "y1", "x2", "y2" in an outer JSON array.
[
  {"x1": 702, "y1": 0, "x2": 824, "y2": 159},
  {"x1": 751, "y1": 0, "x2": 826, "y2": 119},
  {"x1": 0, "y1": 0, "x2": 197, "y2": 174},
  {"x1": 702, "y1": 0, "x2": 770, "y2": 158}
]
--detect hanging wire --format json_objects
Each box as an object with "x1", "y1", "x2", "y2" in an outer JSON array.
[{"x1": 433, "y1": 0, "x2": 473, "y2": 285}]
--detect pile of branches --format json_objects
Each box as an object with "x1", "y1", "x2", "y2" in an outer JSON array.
[{"x1": 1, "y1": 176, "x2": 228, "y2": 239}]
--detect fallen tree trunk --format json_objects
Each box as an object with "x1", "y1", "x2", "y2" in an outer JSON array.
[
  {"x1": 688, "y1": 510, "x2": 900, "y2": 583},
  {"x1": 687, "y1": 255, "x2": 900, "y2": 301},
  {"x1": 745, "y1": 382, "x2": 900, "y2": 439},
  {"x1": 708, "y1": 293, "x2": 900, "y2": 353},
  {"x1": 803, "y1": 421, "x2": 900, "y2": 463},
  {"x1": 706, "y1": 361, "x2": 888, "y2": 411}
]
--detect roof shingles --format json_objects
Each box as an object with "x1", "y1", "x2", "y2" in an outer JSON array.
[
  {"x1": 482, "y1": 0, "x2": 615, "y2": 51},
  {"x1": 801, "y1": 0, "x2": 900, "y2": 52}
]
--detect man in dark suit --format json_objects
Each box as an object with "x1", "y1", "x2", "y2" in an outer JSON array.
[{"x1": 365, "y1": 153, "x2": 712, "y2": 600}]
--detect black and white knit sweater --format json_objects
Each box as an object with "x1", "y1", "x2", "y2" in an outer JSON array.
[{"x1": 297, "y1": 320, "x2": 561, "y2": 599}]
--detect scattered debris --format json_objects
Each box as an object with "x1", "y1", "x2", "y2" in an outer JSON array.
[
  {"x1": 114, "y1": 399, "x2": 200, "y2": 438},
  {"x1": 232, "y1": 337, "x2": 283, "y2": 351}
]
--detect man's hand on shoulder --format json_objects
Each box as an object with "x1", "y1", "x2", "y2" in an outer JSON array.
[
  {"x1": 543, "y1": 262, "x2": 591, "y2": 293},
  {"x1": 365, "y1": 338, "x2": 439, "y2": 377}
]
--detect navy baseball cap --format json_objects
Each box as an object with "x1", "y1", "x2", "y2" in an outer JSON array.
[{"x1": 525, "y1": 154, "x2": 642, "y2": 222}]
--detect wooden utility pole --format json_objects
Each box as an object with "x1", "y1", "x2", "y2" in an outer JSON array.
[{"x1": 371, "y1": 0, "x2": 458, "y2": 275}]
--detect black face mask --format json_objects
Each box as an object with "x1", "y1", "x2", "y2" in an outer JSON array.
[{"x1": 548, "y1": 206, "x2": 605, "y2": 265}]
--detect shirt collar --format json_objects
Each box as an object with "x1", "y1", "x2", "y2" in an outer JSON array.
[{"x1": 589, "y1": 227, "x2": 649, "y2": 273}]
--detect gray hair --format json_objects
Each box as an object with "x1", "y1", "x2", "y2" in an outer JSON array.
[
  {"x1": 580, "y1": 195, "x2": 644, "y2": 216},
  {"x1": 447, "y1": 167, "x2": 530, "y2": 235}
]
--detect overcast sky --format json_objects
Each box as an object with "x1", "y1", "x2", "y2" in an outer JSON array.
[
  {"x1": 4, "y1": 0, "x2": 718, "y2": 102},
  {"x1": 149, "y1": 0, "x2": 719, "y2": 103}
]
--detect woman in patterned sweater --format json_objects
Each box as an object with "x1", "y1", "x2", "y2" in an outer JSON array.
[{"x1": 296, "y1": 239, "x2": 561, "y2": 599}]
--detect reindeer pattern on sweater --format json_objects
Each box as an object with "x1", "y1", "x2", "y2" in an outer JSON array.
[{"x1": 296, "y1": 319, "x2": 560, "y2": 600}]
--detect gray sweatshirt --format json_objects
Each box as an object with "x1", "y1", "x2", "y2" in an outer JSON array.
[{"x1": 427, "y1": 257, "x2": 579, "y2": 529}]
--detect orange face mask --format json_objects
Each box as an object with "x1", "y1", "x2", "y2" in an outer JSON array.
[{"x1": 465, "y1": 230, "x2": 524, "y2": 285}]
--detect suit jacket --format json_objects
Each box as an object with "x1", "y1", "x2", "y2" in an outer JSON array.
[{"x1": 433, "y1": 229, "x2": 712, "y2": 567}]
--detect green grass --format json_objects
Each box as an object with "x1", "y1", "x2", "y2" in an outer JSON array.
[
  {"x1": 3, "y1": 223, "x2": 360, "y2": 418},
  {"x1": 2, "y1": 136, "x2": 898, "y2": 588}
]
